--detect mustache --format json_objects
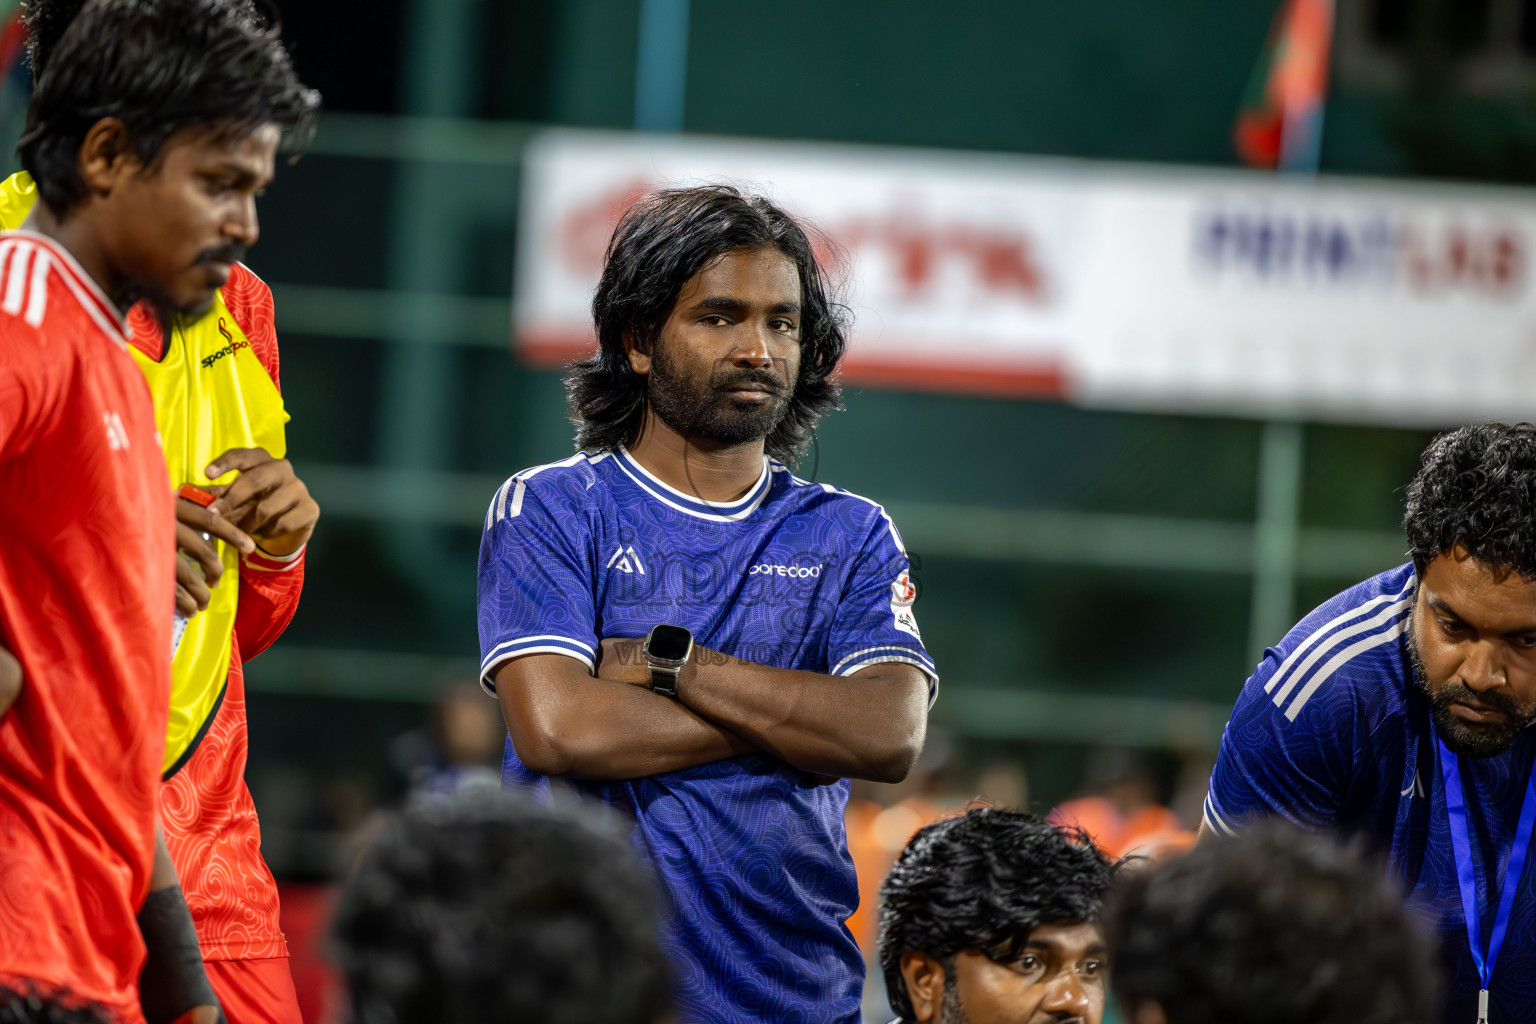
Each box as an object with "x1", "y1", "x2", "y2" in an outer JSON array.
[
  {"x1": 1431, "y1": 679, "x2": 1528, "y2": 718},
  {"x1": 710, "y1": 367, "x2": 788, "y2": 394},
  {"x1": 194, "y1": 244, "x2": 247, "y2": 267}
]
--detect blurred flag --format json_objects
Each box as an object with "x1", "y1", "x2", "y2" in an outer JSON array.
[
  {"x1": 0, "y1": 1, "x2": 25, "y2": 85},
  {"x1": 1233, "y1": 0, "x2": 1335, "y2": 172}
]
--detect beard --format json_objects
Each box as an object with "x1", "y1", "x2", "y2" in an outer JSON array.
[
  {"x1": 938, "y1": 975, "x2": 970, "y2": 1024},
  {"x1": 1409, "y1": 626, "x2": 1536, "y2": 758},
  {"x1": 646, "y1": 341, "x2": 793, "y2": 448}
]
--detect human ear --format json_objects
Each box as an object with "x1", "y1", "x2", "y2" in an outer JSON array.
[
  {"x1": 76, "y1": 118, "x2": 137, "y2": 197},
  {"x1": 899, "y1": 951, "x2": 946, "y2": 1023},
  {"x1": 623, "y1": 327, "x2": 651, "y2": 376}
]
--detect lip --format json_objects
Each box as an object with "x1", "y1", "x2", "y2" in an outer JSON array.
[
  {"x1": 724, "y1": 386, "x2": 777, "y2": 402},
  {"x1": 1450, "y1": 700, "x2": 1508, "y2": 724}
]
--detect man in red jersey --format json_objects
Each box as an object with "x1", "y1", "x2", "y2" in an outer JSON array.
[
  {"x1": 2, "y1": 4, "x2": 321, "y2": 1021},
  {"x1": 0, "y1": 1, "x2": 318, "y2": 1021}
]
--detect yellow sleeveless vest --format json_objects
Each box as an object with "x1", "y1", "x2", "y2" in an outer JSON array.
[{"x1": 0, "y1": 173, "x2": 290, "y2": 776}]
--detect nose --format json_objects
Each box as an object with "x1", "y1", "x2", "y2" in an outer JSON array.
[
  {"x1": 1460, "y1": 639, "x2": 1507, "y2": 695},
  {"x1": 226, "y1": 193, "x2": 259, "y2": 248},
  {"x1": 1040, "y1": 970, "x2": 1090, "y2": 1020},
  {"x1": 730, "y1": 322, "x2": 775, "y2": 370}
]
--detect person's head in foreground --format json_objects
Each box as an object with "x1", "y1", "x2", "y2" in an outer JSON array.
[
  {"x1": 17, "y1": 0, "x2": 317, "y2": 320},
  {"x1": 878, "y1": 808, "x2": 1114, "y2": 1024},
  {"x1": 0, "y1": 986, "x2": 108, "y2": 1024},
  {"x1": 332, "y1": 789, "x2": 671, "y2": 1024},
  {"x1": 1105, "y1": 821, "x2": 1437, "y2": 1024},
  {"x1": 1403, "y1": 421, "x2": 1536, "y2": 758},
  {"x1": 569, "y1": 183, "x2": 847, "y2": 463}
]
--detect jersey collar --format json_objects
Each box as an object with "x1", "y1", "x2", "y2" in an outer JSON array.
[{"x1": 614, "y1": 446, "x2": 774, "y2": 523}]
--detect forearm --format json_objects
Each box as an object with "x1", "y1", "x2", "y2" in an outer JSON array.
[
  {"x1": 679, "y1": 654, "x2": 927, "y2": 784},
  {"x1": 498, "y1": 671, "x2": 755, "y2": 781}
]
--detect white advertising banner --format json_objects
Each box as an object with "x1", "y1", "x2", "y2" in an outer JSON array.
[{"x1": 515, "y1": 128, "x2": 1536, "y2": 426}]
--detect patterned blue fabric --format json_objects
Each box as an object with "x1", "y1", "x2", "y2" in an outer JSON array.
[
  {"x1": 1208, "y1": 564, "x2": 1536, "y2": 1024},
  {"x1": 477, "y1": 448, "x2": 937, "y2": 1024}
]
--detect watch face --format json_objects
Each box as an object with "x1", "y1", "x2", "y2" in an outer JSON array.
[{"x1": 646, "y1": 624, "x2": 692, "y2": 662}]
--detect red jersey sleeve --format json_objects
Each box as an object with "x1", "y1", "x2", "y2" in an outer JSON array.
[
  {"x1": 235, "y1": 548, "x2": 305, "y2": 661},
  {"x1": 221, "y1": 263, "x2": 280, "y2": 393}
]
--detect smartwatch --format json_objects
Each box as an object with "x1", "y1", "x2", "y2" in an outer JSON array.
[{"x1": 643, "y1": 624, "x2": 694, "y2": 698}]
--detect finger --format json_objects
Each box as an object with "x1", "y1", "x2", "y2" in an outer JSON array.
[
  {"x1": 205, "y1": 446, "x2": 274, "y2": 480},
  {"x1": 262, "y1": 499, "x2": 320, "y2": 543},
  {"x1": 176, "y1": 556, "x2": 212, "y2": 610},
  {"x1": 177, "y1": 499, "x2": 254, "y2": 555},
  {"x1": 244, "y1": 486, "x2": 306, "y2": 538},
  {"x1": 209, "y1": 461, "x2": 292, "y2": 521},
  {"x1": 174, "y1": 584, "x2": 199, "y2": 618},
  {"x1": 174, "y1": 522, "x2": 224, "y2": 585}
]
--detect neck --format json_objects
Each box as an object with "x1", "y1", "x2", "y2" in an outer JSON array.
[
  {"x1": 20, "y1": 201, "x2": 129, "y2": 313},
  {"x1": 625, "y1": 406, "x2": 766, "y2": 502}
]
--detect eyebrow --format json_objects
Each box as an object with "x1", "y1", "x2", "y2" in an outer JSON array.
[
  {"x1": 1427, "y1": 594, "x2": 1536, "y2": 636},
  {"x1": 689, "y1": 297, "x2": 801, "y2": 315}
]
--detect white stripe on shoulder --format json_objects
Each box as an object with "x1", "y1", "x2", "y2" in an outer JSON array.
[
  {"x1": 1268, "y1": 589, "x2": 1414, "y2": 707},
  {"x1": 1284, "y1": 617, "x2": 1407, "y2": 720},
  {"x1": 24, "y1": 247, "x2": 48, "y2": 327},
  {"x1": 2, "y1": 241, "x2": 31, "y2": 316},
  {"x1": 1264, "y1": 576, "x2": 1415, "y2": 701},
  {"x1": 1203, "y1": 793, "x2": 1237, "y2": 837},
  {"x1": 487, "y1": 453, "x2": 590, "y2": 525}
]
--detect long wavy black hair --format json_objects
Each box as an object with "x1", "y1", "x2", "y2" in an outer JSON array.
[{"x1": 567, "y1": 184, "x2": 848, "y2": 464}]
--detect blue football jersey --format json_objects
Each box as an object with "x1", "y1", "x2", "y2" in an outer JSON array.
[
  {"x1": 477, "y1": 448, "x2": 938, "y2": 1024},
  {"x1": 1207, "y1": 564, "x2": 1536, "y2": 1024}
]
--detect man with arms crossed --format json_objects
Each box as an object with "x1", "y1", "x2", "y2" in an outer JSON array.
[
  {"x1": 0, "y1": 3, "x2": 322, "y2": 1020},
  {"x1": 1205, "y1": 423, "x2": 1536, "y2": 1023},
  {"x1": 878, "y1": 808, "x2": 1113, "y2": 1024},
  {"x1": 478, "y1": 185, "x2": 936, "y2": 1023},
  {"x1": 0, "y1": 0, "x2": 317, "y2": 1020}
]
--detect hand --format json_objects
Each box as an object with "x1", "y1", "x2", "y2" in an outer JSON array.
[
  {"x1": 597, "y1": 637, "x2": 651, "y2": 687},
  {"x1": 174, "y1": 495, "x2": 255, "y2": 617},
  {"x1": 0, "y1": 644, "x2": 20, "y2": 719},
  {"x1": 204, "y1": 447, "x2": 320, "y2": 558}
]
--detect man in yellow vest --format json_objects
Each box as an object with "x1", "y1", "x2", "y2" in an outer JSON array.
[{"x1": 6, "y1": 3, "x2": 321, "y2": 1021}]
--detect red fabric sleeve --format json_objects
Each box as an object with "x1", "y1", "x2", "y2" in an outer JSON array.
[
  {"x1": 220, "y1": 264, "x2": 281, "y2": 394},
  {"x1": 234, "y1": 548, "x2": 305, "y2": 662},
  {"x1": 0, "y1": 323, "x2": 62, "y2": 460}
]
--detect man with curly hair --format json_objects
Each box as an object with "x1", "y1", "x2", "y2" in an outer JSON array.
[
  {"x1": 877, "y1": 808, "x2": 1113, "y2": 1024},
  {"x1": 1205, "y1": 422, "x2": 1536, "y2": 1023},
  {"x1": 477, "y1": 185, "x2": 936, "y2": 1023},
  {"x1": 1106, "y1": 821, "x2": 1437, "y2": 1024}
]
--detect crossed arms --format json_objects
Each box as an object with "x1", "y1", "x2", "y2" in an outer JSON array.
[{"x1": 492, "y1": 638, "x2": 929, "y2": 784}]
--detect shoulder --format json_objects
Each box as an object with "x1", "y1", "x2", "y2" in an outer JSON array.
[
  {"x1": 220, "y1": 263, "x2": 280, "y2": 386},
  {"x1": 484, "y1": 451, "x2": 614, "y2": 530},
  {"x1": 776, "y1": 466, "x2": 908, "y2": 552},
  {"x1": 1255, "y1": 564, "x2": 1416, "y2": 725}
]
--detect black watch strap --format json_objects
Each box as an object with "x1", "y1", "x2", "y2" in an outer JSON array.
[{"x1": 649, "y1": 664, "x2": 681, "y2": 698}]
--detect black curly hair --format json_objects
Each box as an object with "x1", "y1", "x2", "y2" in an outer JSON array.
[
  {"x1": 877, "y1": 808, "x2": 1113, "y2": 1023},
  {"x1": 0, "y1": 987, "x2": 107, "y2": 1024},
  {"x1": 332, "y1": 789, "x2": 671, "y2": 1024},
  {"x1": 18, "y1": 0, "x2": 319, "y2": 216},
  {"x1": 20, "y1": 0, "x2": 262, "y2": 82},
  {"x1": 567, "y1": 184, "x2": 847, "y2": 464},
  {"x1": 1105, "y1": 821, "x2": 1438, "y2": 1024},
  {"x1": 1404, "y1": 422, "x2": 1536, "y2": 580}
]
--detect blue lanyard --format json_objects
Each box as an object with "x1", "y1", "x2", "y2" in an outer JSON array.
[{"x1": 1437, "y1": 734, "x2": 1536, "y2": 1024}]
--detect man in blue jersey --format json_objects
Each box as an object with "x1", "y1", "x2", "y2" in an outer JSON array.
[
  {"x1": 1205, "y1": 423, "x2": 1536, "y2": 1024},
  {"x1": 477, "y1": 185, "x2": 935, "y2": 1024}
]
